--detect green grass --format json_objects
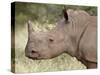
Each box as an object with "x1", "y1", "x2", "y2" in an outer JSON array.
[{"x1": 12, "y1": 22, "x2": 86, "y2": 73}]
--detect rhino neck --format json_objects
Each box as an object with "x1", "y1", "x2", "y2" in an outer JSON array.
[{"x1": 64, "y1": 15, "x2": 90, "y2": 57}]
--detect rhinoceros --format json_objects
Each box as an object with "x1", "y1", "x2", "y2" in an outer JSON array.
[{"x1": 25, "y1": 9, "x2": 97, "y2": 69}]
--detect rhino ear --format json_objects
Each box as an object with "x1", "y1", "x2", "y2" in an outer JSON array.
[
  {"x1": 27, "y1": 20, "x2": 34, "y2": 35},
  {"x1": 63, "y1": 9, "x2": 68, "y2": 21}
]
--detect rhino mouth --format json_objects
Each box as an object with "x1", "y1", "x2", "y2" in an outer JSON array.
[
  {"x1": 25, "y1": 52, "x2": 41, "y2": 60},
  {"x1": 27, "y1": 56, "x2": 39, "y2": 60}
]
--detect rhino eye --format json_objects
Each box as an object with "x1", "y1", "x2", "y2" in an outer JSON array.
[{"x1": 49, "y1": 38, "x2": 54, "y2": 42}]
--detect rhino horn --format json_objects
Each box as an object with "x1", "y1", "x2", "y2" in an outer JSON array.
[{"x1": 27, "y1": 20, "x2": 34, "y2": 35}]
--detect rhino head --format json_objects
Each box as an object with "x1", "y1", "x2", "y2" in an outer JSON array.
[
  {"x1": 25, "y1": 22, "x2": 69, "y2": 60},
  {"x1": 25, "y1": 9, "x2": 71, "y2": 60}
]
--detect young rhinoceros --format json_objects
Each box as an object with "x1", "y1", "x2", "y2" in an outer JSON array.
[{"x1": 25, "y1": 9, "x2": 97, "y2": 69}]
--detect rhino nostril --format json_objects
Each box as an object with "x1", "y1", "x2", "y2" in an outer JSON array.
[{"x1": 31, "y1": 50, "x2": 37, "y2": 53}]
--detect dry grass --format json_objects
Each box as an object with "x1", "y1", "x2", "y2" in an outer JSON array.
[{"x1": 14, "y1": 22, "x2": 86, "y2": 73}]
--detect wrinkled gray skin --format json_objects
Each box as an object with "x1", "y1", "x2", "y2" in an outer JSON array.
[{"x1": 25, "y1": 9, "x2": 97, "y2": 69}]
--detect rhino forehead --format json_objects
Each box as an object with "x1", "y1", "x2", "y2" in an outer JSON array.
[{"x1": 30, "y1": 32, "x2": 49, "y2": 40}]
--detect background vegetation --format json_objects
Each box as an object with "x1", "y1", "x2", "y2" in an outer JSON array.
[
  {"x1": 11, "y1": 2, "x2": 97, "y2": 73},
  {"x1": 15, "y1": 2, "x2": 97, "y2": 26}
]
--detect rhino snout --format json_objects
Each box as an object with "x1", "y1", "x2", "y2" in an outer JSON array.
[{"x1": 25, "y1": 49, "x2": 40, "y2": 59}]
